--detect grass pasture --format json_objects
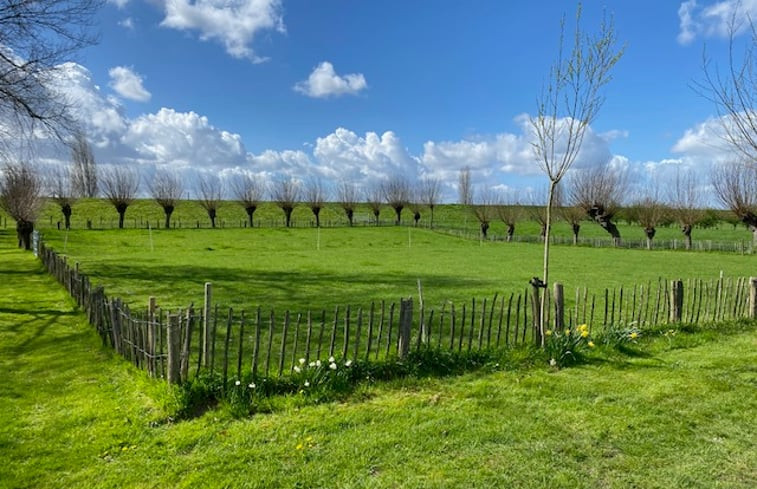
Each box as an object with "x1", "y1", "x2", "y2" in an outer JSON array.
[
  {"x1": 40, "y1": 226, "x2": 756, "y2": 317},
  {"x1": 1, "y1": 231, "x2": 756, "y2": 488}
]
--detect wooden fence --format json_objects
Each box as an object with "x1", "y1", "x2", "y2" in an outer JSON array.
[{"x1": 39, "y1": 242, "x2": 757, "y2": 388}]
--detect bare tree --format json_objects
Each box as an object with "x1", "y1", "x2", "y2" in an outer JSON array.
[
  {"x1": 696, "y1": 15, "x2": 757, "y2": 164},
  {"x1": 196, "y1": 174, "x2": 224, "y2": 228},
  {"x1": 0, "y1": 162, "x2": 43, "y2": 249},
  {"x1": 272, "y1": 178, "x2": 300, "y2": 228},
  {"x1": 231, "y1": 173, "x2": 265, "y2": 228},
  {"x1": 668, "y1": 170, "x2": 702, "y2": 249},
  {"x1": 337, "y1": 180, "x2": 360, "y2": 227},
  {"x1": 409, "y1": 186, "x2": 423, "y2": 227},
  {"x1": 101, "y1": 166, "x2": 139, "y2": 229},
  {"x1": 420, "y1": 177, "x2": 442, "y2": 228},
  {"x1": 458, "y1": 167, "x2": 472, "y2": 206},
  {"x1": 555, "y1": 180, "x2": 583, "y2": 244},
  {"x1": 70, "y1": 131, "x2": 97, "y2": 198},
  {"x1": 150, "y1": 170, "x2": 183, "y2": 229},
  {"x1": 496, "y1": 191, "x2": 522, "y2": 242},
  {"x1": 382, "y1": 176, "x2": 411, "y2": 225},
  {"x1": 712, "y1": 161, "x2": 757, "y2": 243},
  {"x1": 530, "y1": 4, "x2": 623, "y2": 343},
  {"x1": 570, "y1": 165, "x2": 626, "y2": 246},
  {"x1": 304, "y1": 178, "x2": 327, "y2": 227},
  {"x1": 527, "y1": 190, "x2": 550, "y2": 241},
  {"x1": 629, "y1": 187, "x2": 667, "y2": 250},
  {"x1": 366, "y1": 183, "x2": 383, "y2": 225},
  {"x1": 0, "y1": 0, "x2": 103, "y2": 158},
  {"x1": 472, "y1": 188, "x2": 496, "y2": 238},
  {"x1": 48, "y1": 165, "x2": 76, "y2": 229}
]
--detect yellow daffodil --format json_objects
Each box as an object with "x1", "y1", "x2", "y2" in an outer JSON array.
[
  {"x1": 588, "y1": 341, "x2": 595, "y2": 348},
  {"x1": 581, "y1": 330, "x2": 589, "y2": 338},
  {"x1": 629, "y1": 332, "x2": 639, "y2": 340},
  {"x1": 545, "y1": 330, "x2": 553, "y2": 336}
]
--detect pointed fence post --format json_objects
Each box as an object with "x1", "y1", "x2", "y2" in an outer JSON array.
[
  {"x1": 749, "y1": 277, "x2": 757, "y2": 319},
  {"x1": 167, "y1": 313, "x2": 181, "y2": 385},
  {"x1": 398, "y1": 298, "x2": 413, "y2": 359},
  {"x1": 147, "y1": 296, "x2": 157, "y2": 377},
  {"x1": 203, "y1": 282, "x2": 212, "y2": 368},
  {"x1": 553, "y1": 282, "x2": 564, "y2": 331},
  {"x1": 670, "y1": 280, "x2": 684, "y2": 323}
]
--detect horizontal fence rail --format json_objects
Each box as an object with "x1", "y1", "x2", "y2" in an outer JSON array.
[{"x1": 39, "y1": 241, "x2": 757, "y2": 388}]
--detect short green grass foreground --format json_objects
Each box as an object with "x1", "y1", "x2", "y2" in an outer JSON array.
[{"x1": 2, "y1": 233, "x2": 756, "y2": 488}]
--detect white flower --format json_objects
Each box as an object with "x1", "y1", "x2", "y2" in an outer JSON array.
[
  {"x1": 304, "y1": 381, "x2": 310, "y2": 387},
  {"x1": 309, "y1": 361, "x2": 316, "y2": 367},
  {"x1": 294, "y1": 366, "x2": 301, "y2": 373},
  {"x1": 329, "y1": 362, "x2": 337, "y2": 370},
  {"x1": 315, "y1": 360, "x2": 322, "y2": 367},
  {"x1": 248, "y1": 383, "x2": 256, "y2": 389},
  {"x1": 235, "y1": 380, "x2": 241, "y2": 386},
  {"x1": 549, "y1": 358, "x2": 557, "y2": 367},
  {"x1": 345, "y1": 360, "x2": 352, "y2": 367},
  {"x1": 328, "y1": 356, "x2": 335, "y2": 363},
  {"x1": 299, "y1": 358, "x2": 306, "y2": 365}
]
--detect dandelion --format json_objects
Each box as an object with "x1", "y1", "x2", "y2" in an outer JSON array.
[
  {"x1": 549, "y1": 358, "x2": 557, "y2": 367},
  {"x1": 588, "y1": 341, "x2": 595, "y2": 348},
  {"x1": 345, "y1": 359, "x2": 352, "y2": 367},
  {"x1": 304, "y1": 381, "x2": 310, "y2": 387},
  {"x1": 306, "y1": 436, "x2": 313, "y2": 442},
  {"x1": 329, "y1": 362, "x2": 337, "y2": 370},
  {"x1": 296, "y1": 443, "x2": 303, "y2": 450},
  {"x1": 629, "y1": 332, "x2": 639, "y2": 340},
  {"x1": 294, "y1": 366, "x2": 301, "y2": 373},
  {"x1": 299, "y1": 358, "x2": 306, "y2": 365},
  {"x1": 234, "y1": 380, "x2": 241, "y2": 386},
  {"x1": 248, "y1": 383, "x2": 256, "y2": 389},
  {"x1": 328, "y1": 356, "x2": 335, "y2": 363}
]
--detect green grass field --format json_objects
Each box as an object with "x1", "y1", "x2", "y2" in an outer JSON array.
[
  {"x1": 1, "y1": 231, "x2": 755, "y2": 488},
  {"x1": 39, "y1": 226, "x2": 756, "y2": 317}
]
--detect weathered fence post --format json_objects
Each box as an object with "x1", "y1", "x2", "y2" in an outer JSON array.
[
  {"x1": 147, "y1": 296, "x2": 157, "y2": 377},
  {"x1": 167, "y1": 314, "x2": 181, "y2": 384},
  {"x1": 553, "y1": 282, "x2": 564, "y2": 331},
  {"x1": 398, "y1": 298, "x2": 413, "y2": 359},
  {"x1": 749, "y1": 277, "x2": 757, "y2": 319},
  {"x1": 529, "y1": 277, "x2": 545, "y2": 346},
  {"x1": 670, "y1": 280, "x2": 684, "y2": 323},
  {"x1": 202, "y1": 282, "x2": 212, "y2": 368}
]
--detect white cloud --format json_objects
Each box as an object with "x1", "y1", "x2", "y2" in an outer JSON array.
[
  {"x1": 294, "y1": 62, "x2": 367, "y2": 98},
  {"x1": 160, "y1": 0, "x2": 285, "y2": 62},
  {"x1": 108, "y1": 0, "x2": 131, "y2": 8},
  {"x1": 118, "y1": 17, "x2": 135, "y2": 30},
  {"x1": 677, "y1": 0, "x2": 757, "y2": 44},
  {"x1": 108, "y1": 66, "x2": 151, "y2": 102}
]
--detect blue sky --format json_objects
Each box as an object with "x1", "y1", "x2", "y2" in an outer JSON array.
[{"x1": 34, "y1": 0, "x2": 757, "y2": 201}]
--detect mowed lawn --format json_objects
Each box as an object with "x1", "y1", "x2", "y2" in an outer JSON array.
[
  {"x1": 1, "y1": 230, "x2": 756, "y2": 488},
  {"x1": 41, "y1": 226, "x2": 757, "y2": 316}
]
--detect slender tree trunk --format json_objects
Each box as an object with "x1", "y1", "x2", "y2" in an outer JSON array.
[
  {"x1": 312, "y1": 207, "x2": 321, "y2": 227},
  {"x1": 645, "y1": 227, "x2": 656, "y2": 250},
  {"x1": 60, "y1": 204, "x2": 72, "y2": 230},
  {"x1": 480, "y1": 222, "x2": 489, "y2": 238},
  {"x1": 346, "y1": 209, "x2": 354, "y2": 226},
  {"x1": 16, "y1": 220, "x2": 34, "y2": 250},
  {"x1": 246, "y1": 206, "x2": 257, "y2": 227},
  {"x1": 572, "y1": 223, "x2": 580, "y2": 245},
  {"x1": 506, "y1": 224, "x2": 514, "y2": 242},
  {"x1": 163, "y1": 205, "x2": 174, "y2": 229},
  {"x1": 373, "y1": 209, "x2": 380, "y2": 226},
  {"x1": 681, "y1": 224, "x2": 692, "y2": 250},
  {"x1": 208, "y1": 208, "x2": 217, "y2": 228},
  {"x1": 413, "y1": 211, "x2": 420, "y2": 227},
  {"x1": 116, "y1": 203, "x2": 128, "y2": 229},
  {"x1": 284, "y1": 207, "x2": 293, "y2": 228},
  {"x1": 539, "y1": 181, "x2": 556, "y2": 347},
  {"x1": 394, "y1": 206, "x2": 403, "y2": 225}
]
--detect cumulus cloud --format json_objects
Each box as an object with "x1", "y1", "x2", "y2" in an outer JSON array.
[
  {"x1": 118, "y1": 17, "x2": 135, "y2": 30},
  {"x1": 677, "y1": 0, "x2": 757, "y2": 44},
  {"x1": 294, "y1": 62, "x2": 367, "y2": 98},
  {"x1": 160, "y1": 0, "x2": 285, "y2": 62},
  {"x1": 108, "y1": 0, "x2": 131, "y2": 8},
  {"x1": 108, "y1": 66, "x2": 151, "y2": 102}
]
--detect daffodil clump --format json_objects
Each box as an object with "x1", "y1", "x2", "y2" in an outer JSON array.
[
  {"x1": 544, "y1": 323, "x2": 594, "y2": 368},
  {"x1": 597, "y1": 320, "x2": 642, "y2": 347}
]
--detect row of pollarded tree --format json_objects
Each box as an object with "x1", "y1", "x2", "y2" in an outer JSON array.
[{"x1": 470, "y1": 165, "x2": 710, "y2": 250}]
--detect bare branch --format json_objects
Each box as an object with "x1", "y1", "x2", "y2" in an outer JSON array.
[
  {"x1": 271, "y1": 178, "x2": 300, "y2": 228},
  {"x1": 101, "y1": 165, "x2": 139, "y2": 229},
  {"x1": 196, "y1": 173, "x2": 224, "y2": 228},
  {"x1": 150, "y1": 170, "x2": 183, "y2": 229}
]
